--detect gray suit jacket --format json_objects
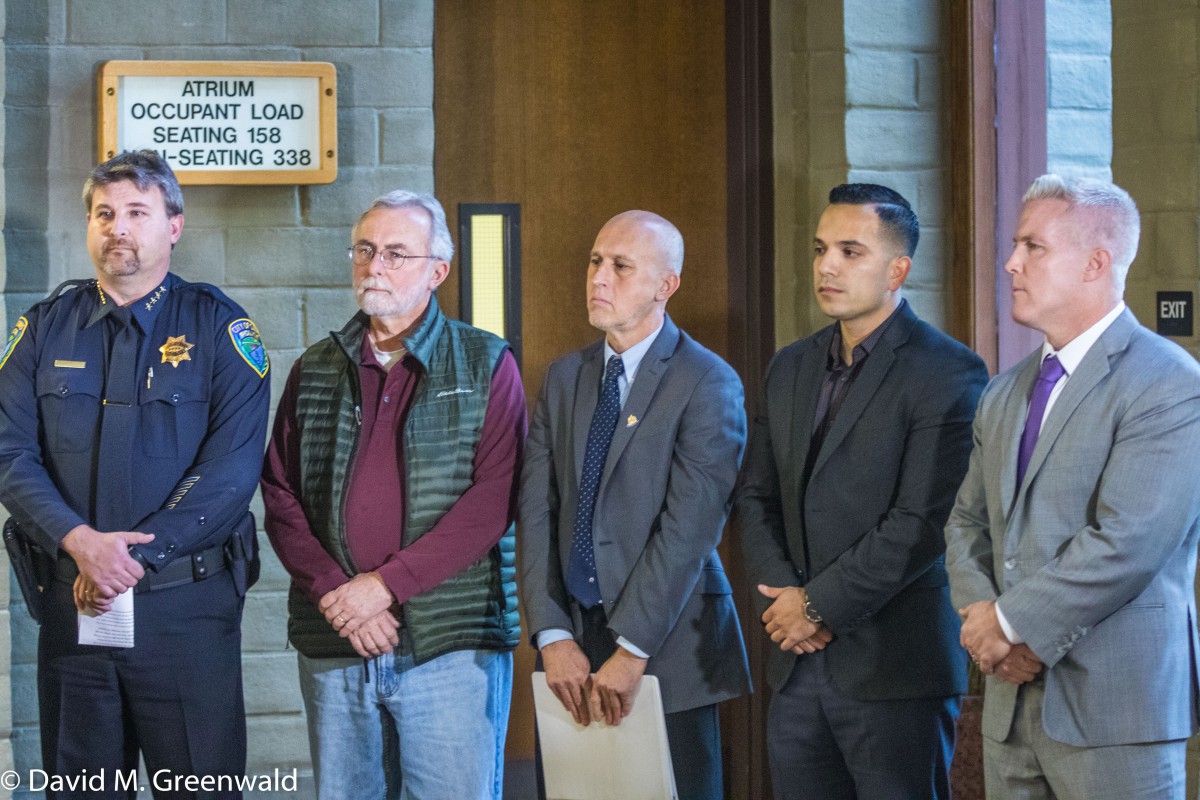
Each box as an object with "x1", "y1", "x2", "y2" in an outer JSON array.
[
  {"x1": 518, "y1": 316, "x2": 752, "y2": 714},
  {"x1": 946, "y1": 309, "x2": 1200, "y2": 747}
]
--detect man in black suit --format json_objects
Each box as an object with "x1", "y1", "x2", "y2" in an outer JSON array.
[{"x1": 736, "y1": 184, "x2": 989, "y2": 799}]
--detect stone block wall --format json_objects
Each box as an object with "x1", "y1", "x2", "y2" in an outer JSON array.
[
  {"x1": 771, "y1": 0, "x2": 849, "y2": 347},
  {"x1": 0, "y1": 0, "x2": 11, "y2": 789},
  {"x1": 2, "y1": 1, "x2": 435, "y2": 795},
  {"x1": 773, "y1": 0, "x2": 956, "y2": 345},
  {"x1": 1112, "y1": 2, "x2": 1200, "y2": 791},
  {"x1": 844, "y1": 0, "x2": 950, "y2": 331},
  {"x1": 1113, "y1": 0, "x2": 1200, "y2": 362},
  {"x1": 1046, "y1": 0, "x2": 1113, "y2": 181}
]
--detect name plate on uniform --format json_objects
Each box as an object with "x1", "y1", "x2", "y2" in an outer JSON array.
[{"x1": 98, "y1": 61, "x2": 337, "y2": 186}]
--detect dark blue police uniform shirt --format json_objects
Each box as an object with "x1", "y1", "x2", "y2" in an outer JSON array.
[{"x1": 0, "y1": 272, "x2": 270, "y2": 570}]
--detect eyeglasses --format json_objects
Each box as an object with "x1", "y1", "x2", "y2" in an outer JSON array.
[{"x1": 347, "y1": 244, "x2": 439, "y2": 270}]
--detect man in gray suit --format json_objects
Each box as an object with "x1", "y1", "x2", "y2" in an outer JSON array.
[
  {"x1": 947, "y1": 174, "x2": 1200, "y2": 800},
  {"x1": 518, "y1": 210, "x2": 751, "y2": 800}
]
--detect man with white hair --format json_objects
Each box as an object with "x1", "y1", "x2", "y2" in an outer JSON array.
[
  {"x1": 947, "y1": 175, "x2": 1200, "y2": 799},
  {"x1": 261, "y1": 191, "x2": 526, "y2": 799}
]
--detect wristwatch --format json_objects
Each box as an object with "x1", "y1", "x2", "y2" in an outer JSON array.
[{"x1": 803, "y1": 595, "x2": 823, "y2": 624}]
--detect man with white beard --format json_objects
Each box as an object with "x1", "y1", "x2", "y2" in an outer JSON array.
[{"x1": 261, "y1": 191, "x2": 527, "y2": 799}]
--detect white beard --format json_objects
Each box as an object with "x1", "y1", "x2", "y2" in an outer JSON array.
[{"x1": 354, "y1": 276, "x2": 423, "y2": 319}]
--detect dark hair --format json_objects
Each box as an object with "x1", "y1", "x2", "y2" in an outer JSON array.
[
  {"x1": 828, "y1": 183, "x2": 919, "y2": 257},
  {"x1": 83, "y1": 150, "x2": 184, "y2": 217}
]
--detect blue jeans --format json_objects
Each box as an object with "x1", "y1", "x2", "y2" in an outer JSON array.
[{"x1": 298, "y1": 646, "x2": 513, "y2": 800}]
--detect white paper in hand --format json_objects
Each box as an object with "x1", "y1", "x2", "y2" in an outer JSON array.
[
  {"x1": 532, "y1": 671, "x2": 677, "y2": 800},
  {"x1": 77, "y1": 588, "x2": 134, "y2": 648}
]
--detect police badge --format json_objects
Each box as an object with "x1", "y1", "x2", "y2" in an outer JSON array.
[{"x1": 159, "y1": 334, "x2": 195, "y2": 367}]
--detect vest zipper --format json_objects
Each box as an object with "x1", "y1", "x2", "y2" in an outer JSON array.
[{"x1": 338, "y1": 401, "x2": 364, "y2": 576}]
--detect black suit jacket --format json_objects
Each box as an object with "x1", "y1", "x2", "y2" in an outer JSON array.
[{"x1": 737, "y1": 302, "x2": 988, "y2": 699}]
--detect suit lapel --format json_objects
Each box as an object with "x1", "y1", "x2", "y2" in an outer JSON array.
[
  {"x1": 572, "y1": 343, "x2": 605, "y2": 484},
  {"x1": 600, "y1": 319, "x2": 680, "y2": 485},
  {"x1": 1018, "y1": 310, "x2": 1135, "y2": 492},
  {"x1": 810, "y1": 306, "x2": 916, "y2": 477},
  {"x1": 787, "y1": 330, "x2": 828, "y2": 498},
  {"x1": 811, "y1": 346, "x2": 895, "y2": 476},
  {"x1": 1001, "y1": 351, "x2": 1042, "y2": 514}
]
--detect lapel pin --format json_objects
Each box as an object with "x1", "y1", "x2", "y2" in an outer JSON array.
[{"x1": 627, "y1": 415, "x2": 638, "y2": 427}]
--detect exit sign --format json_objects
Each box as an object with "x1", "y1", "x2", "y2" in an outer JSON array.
[{"x1": 1157, "y1": 291, "x2": 1193, "y2": 337}]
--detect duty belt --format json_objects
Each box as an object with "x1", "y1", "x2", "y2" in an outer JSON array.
[{"x1": 55, "y1": 543, "x2": 230, "y2": 593}]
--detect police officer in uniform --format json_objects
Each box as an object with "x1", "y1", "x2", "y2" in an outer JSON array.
[{"x1": 0, "y1": 150, "x2": 269, "y2": 797}]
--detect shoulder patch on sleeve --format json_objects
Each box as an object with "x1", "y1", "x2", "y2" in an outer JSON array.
[
  {"x1": 0, "y1": 316, "x2": 29, "y2": 372},
  {"x1": 227, "y1": 318, "x2": 269, "y2": 378}
]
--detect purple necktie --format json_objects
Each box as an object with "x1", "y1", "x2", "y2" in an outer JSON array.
[{"x1": 1017, "y1": 354, "x2": 1066, "y2": 486}]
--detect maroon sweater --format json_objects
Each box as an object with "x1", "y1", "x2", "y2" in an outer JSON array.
[{"x1": 262, "y1": 337, "x2": 527, "y2": 606}]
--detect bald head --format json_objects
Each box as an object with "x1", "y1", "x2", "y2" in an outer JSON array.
[
  {"x1": 599, "y1": 210, "x2": 685, "y2": 276},
  {"x1": 587, "y1": 209, "x2": 684, "y2": 352}
]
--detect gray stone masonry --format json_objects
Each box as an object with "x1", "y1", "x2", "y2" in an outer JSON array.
[
  {"x1": 771, "y1": 0, "x2": 851, "y2": 347},
  {"x1": 1112, "y1": 2, "x2": 1200, "y2": 793},
  {"x1": 1046, "y1": 0, "x2": 1113, "y2": 180},
  {"x1": 844, "y1": 0, "x2": 950, "y2": 331}
]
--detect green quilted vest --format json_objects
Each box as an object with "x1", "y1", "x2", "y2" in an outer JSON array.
[{"x1": 286, "y1": 297, "x2": 520, "y2": 663}]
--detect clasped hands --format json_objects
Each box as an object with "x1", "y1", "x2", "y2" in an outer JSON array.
[
  {"x1": 542, "y1": 639, "x2": 647, "y2": 727},
  {"x1": 319, "y1": 572, "x2": 400, "y2": 659},
  {"x1": 959, "y1": 600, "x2": 1043, "y2": 685},
  {"x1": 61, "y1": 524, "x2": 155, "y2": 614},
  {"x1": 759, "y1": 584, "x2": 832, "y2": 654}
]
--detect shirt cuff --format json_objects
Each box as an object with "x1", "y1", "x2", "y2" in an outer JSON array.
[
  {"x1": 534, "y1": 629, "x2": 649, "y2": 660},
  {"x1": 309, "y1": 568, "x2": 351, "y2": 603},
  {"x1": 536, "y1": 628, "x2": 575, "y2": 650},
  {"x1": 616, "y1": 636, "x2": 649, "y2": 659},
  {"x1": 995, "y1": 601, "x2": 1023, "y2": 644}
]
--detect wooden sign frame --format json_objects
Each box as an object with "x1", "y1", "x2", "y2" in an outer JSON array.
[{"x1": 98, "y1": 61, "x2": 338, "y2": 185}]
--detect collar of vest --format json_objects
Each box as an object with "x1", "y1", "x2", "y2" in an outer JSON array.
[{"x1": 330, "y1": 296, "x2": 446, "y2": 369}]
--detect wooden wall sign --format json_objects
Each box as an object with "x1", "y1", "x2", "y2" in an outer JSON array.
[{"x1": 98, "y1": 61, "x2": 338, "y2": 185}]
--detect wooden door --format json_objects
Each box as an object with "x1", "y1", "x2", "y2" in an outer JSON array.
[{"x1": 435, "y1": 2, "x2": 771, "y2": 797}]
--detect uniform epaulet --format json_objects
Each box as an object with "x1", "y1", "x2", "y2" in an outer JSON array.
[
  {"x1": 173, "y1": 278, "x2": 236, "y2": 309},
  {"x1": 33, "y1": 279, "x2": 94, "y2": 309},
  {"x1": 172, "y1": 277, "x2": 268, "y2": 378}
]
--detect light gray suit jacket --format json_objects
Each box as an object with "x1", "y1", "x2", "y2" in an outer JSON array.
[
  {"x1": 946, "y1": 309, "x2": 1200, "y2": 747},
  {"x1": 518, "y1": 317, "x2": 752, "y2": 714}
]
